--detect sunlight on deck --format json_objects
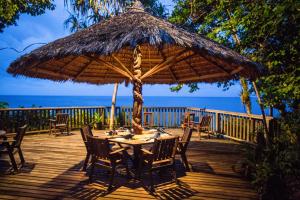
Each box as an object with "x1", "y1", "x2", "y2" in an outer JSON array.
[{"x1": 0, "y1": 129, "x2": 258, "y2": 199}]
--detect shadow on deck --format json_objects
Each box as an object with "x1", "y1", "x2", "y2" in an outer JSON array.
[{"x1": 0, "y1": 129, "x2": 258, "y2": 199}]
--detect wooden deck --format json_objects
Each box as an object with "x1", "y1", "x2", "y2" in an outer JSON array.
[{"x1": 0, "y1": 129, "x2": 258, "y2": 200}]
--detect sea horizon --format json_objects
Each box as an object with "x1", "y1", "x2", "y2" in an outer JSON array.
[{"x1": 0, "y1": 95, "x2": 273, "y2": 116}]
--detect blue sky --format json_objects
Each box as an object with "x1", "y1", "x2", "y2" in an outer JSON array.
[{"x1": 0, "y1": 0, "x2": 242, "y2": 97}]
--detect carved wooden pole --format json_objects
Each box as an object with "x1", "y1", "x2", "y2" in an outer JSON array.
[{"x1": 132, "y1": 45, "x2": 143, "y2": 134}]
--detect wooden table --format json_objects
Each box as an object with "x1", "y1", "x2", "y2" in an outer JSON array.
[{"x1": 96, "y1": 130, "x2": 174, "y2": 169}]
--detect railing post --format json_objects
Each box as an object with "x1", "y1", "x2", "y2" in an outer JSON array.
[{"x1": 215, "y1": 112, "x2": 220, "y2": 133}]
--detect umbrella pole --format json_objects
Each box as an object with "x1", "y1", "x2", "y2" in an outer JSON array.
[
  {"x1": 132, "y1": 45, "x2": 143, "y2": 134},
  {"x1": 109, "y1": 83, "x2": 118, "y2": 130}
]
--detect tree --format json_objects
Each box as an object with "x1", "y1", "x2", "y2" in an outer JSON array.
[
  {"x1": 64, "y1": 0, "x2": 168, "y2": 33},
  {"x1": 169, "y1": 0, "x2": 299, "y2": 115},
  {"x1": 169, "y1": 0, "x2": 253, "y2": 113},
  {"x1": 0, "y1": 102, "x2": 8, "y2": 109},
  {"x1": 0, "y1": 0, "x2": 55, "y2": 32}
]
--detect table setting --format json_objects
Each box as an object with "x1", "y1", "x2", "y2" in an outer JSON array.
[{"x1": 100, "y1": 127, "x2": 175, "y2": 169}]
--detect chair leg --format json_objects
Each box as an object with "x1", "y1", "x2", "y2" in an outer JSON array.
[
  {"x1": 18, "y1": 148, "x2": 25, "y2": 165},
  {"x1": 83, "y1": 152, "x2": 90, "y2": 171},
  {"x1": 89, "y1": 158, "x2": 95, "y2": 182},
  {"x1": 173, "y1": 164, "x2": 178, "y2": 184},
  {"x1": 122, "y1": 153, "x2": 130, "y2": 178},
  {"x1": 181, "y1": 153, "x2": 190, "y2": 171},
  {"x1": 108, "y1": 165, "x2": 116, "y2": 191},
  {"x1": 8, "y1": 149, "x2": 18, "y2": 172},
  {"x1": 137, "y1": 158, "x2": 144, "y2": 179},
  {"x1": 149, "y1": 170, "x2": 154, "y2": 193},
  {"x1": 49, "y1": 125, "x2": 52, "y2": 135}
]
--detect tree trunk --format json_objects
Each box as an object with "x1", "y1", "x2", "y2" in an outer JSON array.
[
  {"x1": 226, "y1": 9, "x2": 252, "y2": 114},
  {"x1": 269, "y1": 106, "x2": 273, "y2": 117},
  {"x1": 252, "y1": 81, "x2": 269, "y2": 146},
  {"x1": 109, "y1": 83, "x2": 118, "y2": 130},
  {"x1": 132, "y1": 45, "x2": 143, "y2": 134},
  {"x1": 240, "y1": 78, "x2": 252, "y2": 114}
]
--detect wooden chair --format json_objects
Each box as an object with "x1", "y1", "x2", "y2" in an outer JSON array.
[
  {"x1": 181, "y1": 112, "x2": 195, "y2": 129},
  {"x1": 143, "y1": 112, "x2": 154, "y2": 127},
  {"x1": 80, "y1": 125, "x2": 93, "y2": 171},
  {"x1": 138, "y1": 136, "x2": 179, "y2": 193},
  {"x1": 0, "y1": 125, "x2": 27, "y2": 172},
  {"x1": 49, "y1": 113, "x2": 69, "y2": 135},
  {"x1": 87, "y1": 135, "x2": 129, "y2": 191},
  {"x1": 176, "y1": 127, "x2": 193, "y2": 171},
  {"x1": 193, "y1": 115, "x2": 212, "y2": 139}
]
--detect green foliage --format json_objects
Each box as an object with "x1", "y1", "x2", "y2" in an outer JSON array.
[
  {"x1": 170, "y1": 84, "x2": 183, "y2": 92},
  {"x1": 241, "y1": 111, "x2": 300, "y2": 199},
  {"x1": 0, "y1": 0, "x2": 55, "y2": 32},
  {"x1": 64, "y1": 0, "x2": 168, "y2": 33},
  {"x1": 93, "y1": 112, "x2": 103, "y2": 123},
  {"x1": 0, "y1": 102, "x2": 9, "y2": 108},
  {"x1": 170, "y1": 83, "x2": 199, "y2": 93},
  {"x1": 169, "y1": 0, "x2": 300, "y2": 114}
]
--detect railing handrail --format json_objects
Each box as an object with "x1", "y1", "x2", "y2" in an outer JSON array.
[
  {"x1": 122, "y1": 106, "x2": 187, "y2": 109},
  {"x1": 206, "y1": 109, "x2": 273, "y2": 119},
  {"x1": 0, "y1": 106, "x2": 108, "y2": 111},
  {"x1": 188, "y1": 108, "x2": 273, "y2": 120},
  {"x1": 0, "y1": 106, "x2": 273, "y2": 119}
]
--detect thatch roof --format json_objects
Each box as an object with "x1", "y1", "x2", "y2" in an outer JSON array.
[{"x1": 7, "y1": 1, "x2": 264, "y2": 85}]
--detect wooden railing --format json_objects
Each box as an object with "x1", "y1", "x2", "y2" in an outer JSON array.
[
  {"x1": 0, "y1": 106, "x2": 106, "y2": 133},
  {"x1": 0, "y1": 106, "x2": 275, "y2": 143},
  {"x1": 121, "y1": 107, "x2": 187, "y2": 128},
  {"x1": 187, "y1": 107, "x2": 275, "y2": 143}
]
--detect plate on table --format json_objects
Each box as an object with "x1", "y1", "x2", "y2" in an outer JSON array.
[
  {"x1": 117, "y1": 131, "x2": 131, "y2": 136},
  {"x1": 113, "y1": 137, "x2": 126, "y2": 142}
]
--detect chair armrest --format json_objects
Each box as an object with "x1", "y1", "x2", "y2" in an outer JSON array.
[
  {"x1": 110, "y1": 148, "x2": 126, "y2": 156},
  {"x1": 4, "y1": 133, "x2": 16, "y2": 138},
  {"x1": 49, "y1": 119, "x2": 56, "y2": 122},
  {"x1": 140, "y1": 148, "x2": 153, "y2": 155},
  {"x1": 140, "y1": 148, "x2": 153, "y2": 163}
]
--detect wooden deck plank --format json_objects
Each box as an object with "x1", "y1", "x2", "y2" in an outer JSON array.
[{"x1": 0, "y1": 129, "x2": 257, "y2": 199}]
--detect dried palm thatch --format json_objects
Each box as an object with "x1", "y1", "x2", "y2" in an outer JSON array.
[{"x1": 7, "y1": 1, "x2": 263, "y2": 85}]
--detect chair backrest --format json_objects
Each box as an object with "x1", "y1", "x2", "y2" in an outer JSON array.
[
  {"x1": 183, "y1": 112, "x2": 195, "y2": 124},
  {"x1": 200, "y1": 115, "x2": 212, "y2": 127},
  {"x1": 87, "y1": 135, "x2": 111, "y2": 160},
  {"x1": 152, "y1": 136, "x2": 178, "y2": 162},
  {"x1": 56, "y1": 113, "x2": 69, "y2": 124},
  {"x1": 183, "y1": 112, "x2": 189, "y2": 123},
  {"x1": 80, "y1": 125, "x2": 93, "y2": 150},
  {"x1": 13, "y1": 125, "x2": 27, "y2": 148},
  {"x1": 180, "y1": 127, "x2": 193, "y2": 152},
  {"x1": 80, "y1": 125, "x2": 93, "y2": 142}
]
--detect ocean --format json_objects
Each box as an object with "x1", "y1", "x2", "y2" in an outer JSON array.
[{"x1": 0, "y1": 95, "x2": 272, "y2": 115}]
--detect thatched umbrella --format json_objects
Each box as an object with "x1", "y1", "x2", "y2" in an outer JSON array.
[{"x1": 7, "y1": 1, "x2": 264, "y2": 134}]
